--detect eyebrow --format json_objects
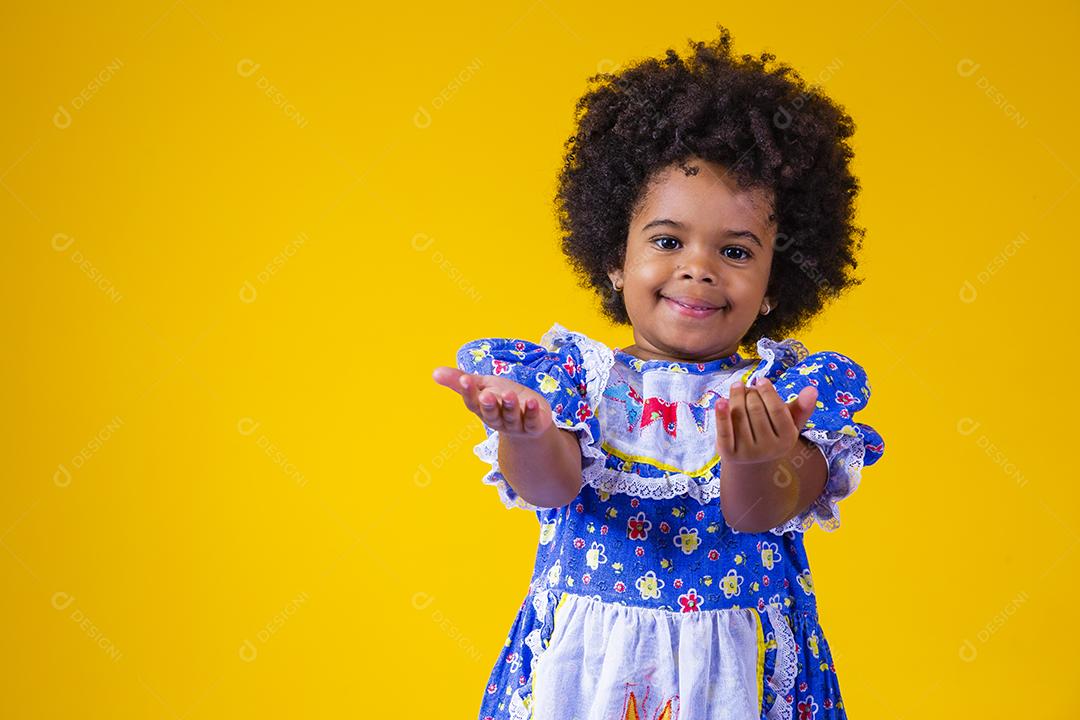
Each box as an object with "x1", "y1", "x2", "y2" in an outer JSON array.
[{"x1": 640, "y1": 218, "x2": 763, "y2": 248}]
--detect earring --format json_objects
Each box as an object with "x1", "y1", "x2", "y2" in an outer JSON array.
[
  {"x1": 612, "y1": 279, "x2": 623, "y2": 293},
  {"x1": 760, "y1": 302, "x2": 771, "y2": 315}
]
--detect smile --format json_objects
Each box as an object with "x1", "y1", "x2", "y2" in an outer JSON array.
[{"x1": 663, "y1": 296, "x2": 725, "y2": 318}]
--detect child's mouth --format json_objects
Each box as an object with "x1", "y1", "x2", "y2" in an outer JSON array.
[{"x1": 663, "y1": 296, "x2": 725, "y2": 318}]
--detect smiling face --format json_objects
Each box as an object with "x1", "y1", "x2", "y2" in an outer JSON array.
[{"x1": 608, "y1": 157, "x2": 777, "y2": 363}]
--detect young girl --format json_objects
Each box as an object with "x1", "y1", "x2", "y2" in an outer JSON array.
[{"x1": 432, "y1": 25, "x2": 884, "y2": 720}]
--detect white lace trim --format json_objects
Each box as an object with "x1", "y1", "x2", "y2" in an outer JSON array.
[
  {"x1": 766, "y1": 426, "x2": 868, "y2": 535},
  {"x1": 507, "y1": 589, "x2": 561, "y2": 720},
  {"x1": 574, "y1": 335, "x2": 812, "y2": 520},
  {"x1": 472, "y1": 323, "x2": 615, "y2": 511},
  {"x1": 764, "y1": 604, "x2": 798, "y2": 720}
]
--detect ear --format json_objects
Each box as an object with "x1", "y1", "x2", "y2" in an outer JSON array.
[{"x1": 608, "y1": 268, "x2": 624, "y2": 287}]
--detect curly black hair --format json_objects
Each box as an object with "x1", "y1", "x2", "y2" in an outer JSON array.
[{"x1": 554, "y1": 24, "x2": 866, "y2": 354}]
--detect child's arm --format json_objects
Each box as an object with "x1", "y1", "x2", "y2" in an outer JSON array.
[
  {"x1": 498, "y1": 426, "x2": 584, "y2": 509},
  {"x1": 432, "y1": 366, "x2": 584, "y2": 509},
  {"x1": 716, "y1": 377, "x2": 827, "y2": 533}
]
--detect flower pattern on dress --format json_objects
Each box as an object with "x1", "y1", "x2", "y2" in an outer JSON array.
[{"x1": 456, "y1": 323, "x2": 883, "y2": 719}]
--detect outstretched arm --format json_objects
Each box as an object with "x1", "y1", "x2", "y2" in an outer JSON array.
[
  {"x1": 716, "y1": 377, "x2": 827, "y2": 533},
  {"x1": 433, "y1": 366, "x2": 584, "y2": 509}
]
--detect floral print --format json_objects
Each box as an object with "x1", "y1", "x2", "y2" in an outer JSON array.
[{"x1": 456, "y1": 323, "x2": 885, "y2": 719}]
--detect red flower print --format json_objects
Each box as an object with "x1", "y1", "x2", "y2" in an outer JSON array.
[
  {"x1": 695, "y1": 510, "x2": 705, "y2": 521},
  {"x1": 757, "y1": 598, "x2": 766, "y2": 611},
  {"x1": 678, "y1": 588, "x2": 704, "y2": 612},
  {"x1": 487, "y1": 683, "x2": 497, "y2": 694},
  {"x1": 799, "y1": 681, "x2": 808, "y2": 692},
  {"x1": 824, "y1": 699, "x2": 833, "y2": 709},
  {"x1": 809, "y1": 377, "x2": 818, "y2": 386},
  {"x1": 631, "y1": 498, "x2": 639, "y2": 508},
  {"x1": 575, "y1": 400, "x2": 593, "y2": 422},
  {"x1": 575, "y1": 503, "x2": 584, "y2": 513},
  {"x1": 708, "y1": 549, "x2": 720, "y2": 561},
  {"x1": 635, "y1": 546, "x2": 644, "y2": 557},
  {"x1": 845, "y1": 367, "x2": 855, "y2": 379},
  {"x1": 840, "y1": 408, "x2": 850, "y2": 419},
  {"x1": 783, "y1": 578, "x2": 790, "y2": 588},
  {"x1": 673, "y1": 578, "x2": 683, "y2": 589},
  {"x1": 555, "y1": 403, "x2": 564, "y2": 414},
  {"x1": 573, "y1": 538, "x2": 585, "y2": 549},
  {"x1": 659, "y1": 521, "x2": 670, "y2": 533},
  {"x1": 627, "y1": 512, "x2": 651, "y2": 540},
  {"x1": 582, "y1": 573, "x2": 591, "y2": 584},
  {"x1": 835, "y1": 390, "x2": 857, "y2": 407},
  {"x1": 600, "y1": 525, "x2": 608, "y2": 535},
  {"x1": 514, "y1": 341, "x2": 525, "y2": 351},
  {"x1": 562, "y1": 355, "x2": 577, "y2": 378},
  {"x1": 797, "y1": 696, "x2": 818, "y2": 719},
  {"x1": 763, "y1": 576, "x2": 770, "y2": 586},
  {"x1": 614, "y1": 581, "x2": 626, "y2": 593},
  {"x1": 827, "y1": 361, "x2": 837, "y2": 370},
  {"x1": 506, "y1": 652, "x2": 517, "y2": 664},
  {"x1": 492, "y1": 359, "x2": 510, "y2": 375}
]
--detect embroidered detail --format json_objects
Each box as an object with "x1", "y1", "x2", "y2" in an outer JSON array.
[{"x1": 621, "y1": 686, "x2": 679, "y2": 720}]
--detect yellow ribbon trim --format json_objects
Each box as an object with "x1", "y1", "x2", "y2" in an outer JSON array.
[{"x1": 601, "y1": 441, "x2": 720, "y2": 478}]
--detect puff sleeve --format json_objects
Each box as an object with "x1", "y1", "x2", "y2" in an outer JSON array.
[
  {"x1": 764, "y1": 349, "x2": 885, "y2": 533},
  {"x1": 455, "y1": 324, "x2": 610, "y2": 511}
]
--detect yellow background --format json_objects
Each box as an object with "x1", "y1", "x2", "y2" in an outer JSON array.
[{"x1": 3, "y1": 2, "x2": 1076, "y2": 717}]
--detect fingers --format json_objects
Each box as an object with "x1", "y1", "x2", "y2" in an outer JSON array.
[
  {"x1": 445, "y1": 371, "x2": 546, "y2": 436},
  {"x1": 497, "y1": 389, "x2": 522, "y2": 431},
  {"x1": 714, "y1": 392, "x2": 735, "y2": 457},
  {"x1": 791, "y1": 384, "x2": 819, "y2": 430},
  {"x1": 728, "y1": 382, "x2": 756, "y2": 447},
  {"x1": 751, "y1": 377, "x2": 790, "y2": 438},
  {"x1": 431, "y1": 366, "x2": 466, "y2": 396},
  {"x1": 521, "y1": 395, "x2": 545, "y2": 434}
]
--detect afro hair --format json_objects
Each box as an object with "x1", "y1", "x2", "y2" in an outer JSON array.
[{"x1": 554, "y1": 24, "x2": 866, "y2": 353}]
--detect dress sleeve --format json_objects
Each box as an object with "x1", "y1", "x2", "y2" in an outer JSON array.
[
  {"x1": 455, "y1": 326, "x2": 608, "y2": 511},
  {"x1": 763, "y1": 350, "x2": 885, "y2": 533}
]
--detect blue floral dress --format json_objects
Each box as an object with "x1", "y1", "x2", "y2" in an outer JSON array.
[{"x1": 456, "y1": 323, "x2": 885, "y2": 720}]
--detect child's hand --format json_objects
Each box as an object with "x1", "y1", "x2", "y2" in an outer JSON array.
[
  {"x1": 715, "y1": 377, "x2": 818, "y2": 466},
  {"x1": 432, "y1": 366, "x2": 556, "y2": 439}
]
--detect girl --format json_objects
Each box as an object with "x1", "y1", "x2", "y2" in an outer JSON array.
[{"x1": 432, "y1": 25, "x2": 884, "y2": 720}]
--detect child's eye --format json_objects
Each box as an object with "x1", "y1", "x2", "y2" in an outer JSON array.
[
  {"x1": 722, "y1": 246, "x2": 751, "y2": 261},
  {"x1": 652, "y1": 236, "x2": 681, "y2": 250}
]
